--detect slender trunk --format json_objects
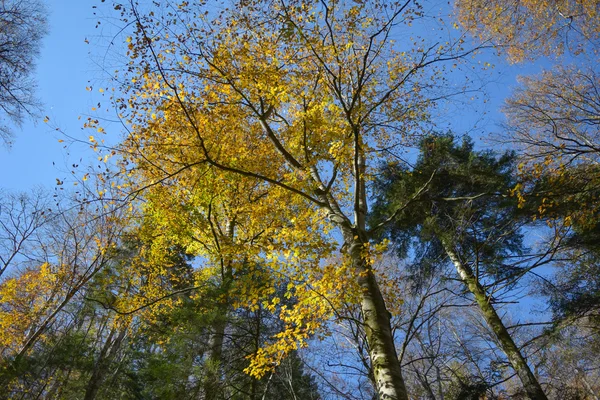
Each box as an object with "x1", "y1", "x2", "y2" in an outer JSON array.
[
  {"x1": 84, "y1": 325, "x2": 128, "y2": 400},
  {"x1": 348, "y1": 238, "x2": 409, "y2": 400},
  {"x1": 260, "y1": 371, "x2": 274, "y2": 400},
  {"x1": 45, "y1": 370, "x2": 63, "y2": 400},
  {"x1": 203, "y1": 220, "x2": 237, "y2": 400},
  {"x1": 576, "y1": 367, "x2": 599, "y2": 400},
  {"x1": 202, "y1": 275, "x2": 235, "y2": 400},
  {"x1": 250, "y1": 305, "x2": 262, "y2": 400},
  {"x1": 442, "y1": 241, "x2": 548, "y2": 400},
  {"x1": 436, "y1": 365, "x2": 445, "y2": 400},
  {"x1": 203, "y1": 316, "x2": 227, "y2": 400}
]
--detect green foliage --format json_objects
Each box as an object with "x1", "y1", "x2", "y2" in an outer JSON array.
[{"x1": 371, "y1": 134, "x2": 522, "y2": 286}]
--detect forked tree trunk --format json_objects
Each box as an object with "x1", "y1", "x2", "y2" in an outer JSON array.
[
  {"x1": 325, "y1": 128, "x2": 409, "y2": 400},
  {"x1": 319, "y1": 145, "x2": 408, "y2": 399},
  {"x1": 442, "y1": 241, "x2": 548, "y2": 400}
]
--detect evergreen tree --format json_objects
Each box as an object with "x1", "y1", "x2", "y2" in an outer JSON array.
[{"x1": 371, "y1": 134, "x2": 548, "y2": 399}]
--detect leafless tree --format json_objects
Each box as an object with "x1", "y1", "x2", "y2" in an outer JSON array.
[
  {"x1": 0, "y1": 188, "x2": 51, "y2": 279},
  {"x1": 503, "y1": 65, "x2": 600, "y2": 167},
  {"x1": 0, "y1": 0, "x2": 48, "y2": 146}
]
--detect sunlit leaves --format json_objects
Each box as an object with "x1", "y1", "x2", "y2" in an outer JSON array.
[
  {"x1": 104, "y1": 0, "x2": 474, "y2": 386},
  {"x1": 0, "y1": 264, "x2": 57, "y2": 352},
  {"x1": 456, "y1": 0, "x2": 600, "y2": 61}
]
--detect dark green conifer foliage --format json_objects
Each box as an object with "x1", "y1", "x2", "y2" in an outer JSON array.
[
  {"x1": 371, "y1": 134, "x2": 522, "y2": 287},
  {"x1": 371, "y1": 134, "x2": 550, "y2": 400}
]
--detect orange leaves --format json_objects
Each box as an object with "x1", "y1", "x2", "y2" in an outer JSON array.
[{"x1": 455, "y1": 0, "x2": 600, "y2": 61}]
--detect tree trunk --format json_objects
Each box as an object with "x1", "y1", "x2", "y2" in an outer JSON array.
[
  {"x1": 349, "y1": 238, "x2": 409, "y2": 400},
  {"x1": 250, "y1": 304, "x2": 262, "y2": 400},
  {"x1": 319, "y1": 163, "x2": 409, "y2": 399},
  {"x1": 203, "y1": 317, "x2": 227, "y2": 400},
  {"x1": 576, "y1": 367, "x2": 599, "y2": 400},
  {"x1": 84, "y1": 324, "x2": 128, "y2": 400},
  {"x1": 203, "y1": 220, "x2": 237, "y2": 400},
  {"x1": 319, "y1": 128, "x2": 408, "y2": 400},
  {"x1": 442, "y1": 241, "x2": 548, "y2": 400}
]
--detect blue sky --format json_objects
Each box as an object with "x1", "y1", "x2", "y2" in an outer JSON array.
[
  {"x1": 0, "y1": 0, "x2": 561, "y2": 375},
  {"x1": 0, "y1": 1, "x2": 100, "y2": 191},
  {"x1": 0, "y1": 0, "x2": 548, "y2": 194}
]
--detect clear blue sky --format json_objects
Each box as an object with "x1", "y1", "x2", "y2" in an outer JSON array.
[{"x1": 0, "y1": 1, "x2": 101, "y2": 192}]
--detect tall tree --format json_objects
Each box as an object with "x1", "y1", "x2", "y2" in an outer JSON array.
[
  {"x1": 100, "y1": 1, "x2": 483, "y2": 397},
  {"x1": 132, "y1": 161, "x2": 330, "y2": 399},
  {"x1": 371, "y1": 135, "x2": 549, "y2": 399},
  {"x1": 458, "y1": 0, "x2": 600, "y2": 378}
]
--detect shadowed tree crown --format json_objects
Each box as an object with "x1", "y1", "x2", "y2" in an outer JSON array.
[{"x1": 370, "y1": 134, "x2": 522, "y2": 284}]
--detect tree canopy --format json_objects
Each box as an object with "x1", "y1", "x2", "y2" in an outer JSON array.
[{"x1": 1, "y1": 0, "x2": 600, "y2": 399}]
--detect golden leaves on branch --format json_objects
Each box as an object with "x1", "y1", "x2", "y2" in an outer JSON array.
[
  {"x1": 456, "y1": 0, "x2": 600, "y2": 61},
  {"x1": 0, "y1": 264, "x2": 56, "y2": 352},
  {"x1": 100, "y1": 0, "x2": 453, "y2": 382}
]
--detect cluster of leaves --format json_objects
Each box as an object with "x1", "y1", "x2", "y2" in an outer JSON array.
[
  {"x1": 371, "y1": 135, "x2": 522, "y2": 287},
  {"x1": 2, "y1": 0, "x2": 600, "y2": 398}
]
